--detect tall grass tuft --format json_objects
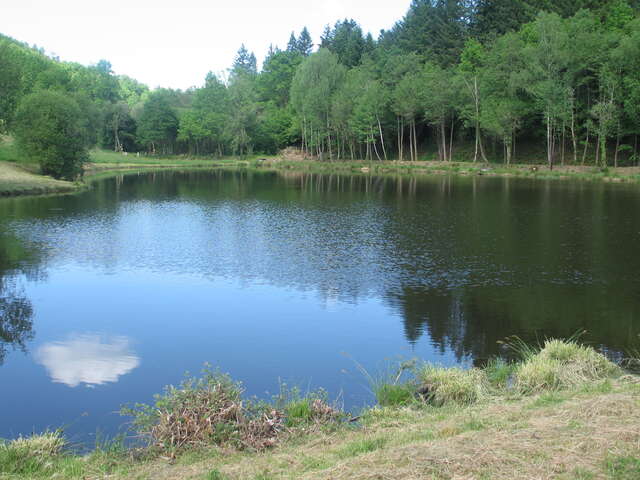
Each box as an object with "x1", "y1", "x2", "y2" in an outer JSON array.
[
  {"x1": 484, "y1": 358, "x2": 515, "y2": 388},
  {"x1": 514, "y1": 339, "x2": 621, "y2": 393},
  {"x1": 0, "y1": 430, "x2": 66, "y2": 475},
  {"x1": 417, "y1": 365, "x2": 489, "y2": 406},
  {"x1": 352, "y1": 358, "x2": 418, "y2": 407}
]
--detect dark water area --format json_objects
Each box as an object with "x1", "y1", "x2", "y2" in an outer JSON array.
[{"x1": 1, "y1": 169, "x2": 639, "y2": 445}]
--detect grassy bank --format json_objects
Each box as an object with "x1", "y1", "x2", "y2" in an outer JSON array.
[
  {"x1": 0, "y1": 161, "x2": 78, "y2": 196},
  {"x1": 2, "y1": 339, "x2": 639, "y2": 480},
  {"x1": 2, "y1": 143, "x2": 640, "y2": 199}
]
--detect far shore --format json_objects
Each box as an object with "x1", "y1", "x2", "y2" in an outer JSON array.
[{"x1": 2, "y1": 149, "x2": 640, "y2": 199}]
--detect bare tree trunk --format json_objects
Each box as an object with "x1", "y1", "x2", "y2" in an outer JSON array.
[
  {"x1": 570, "y1": 101, "x2": 578, "y2": 164},
  {"x1": 582, "y1": 123, "x2": 590, "y2": 165},
  {"x1": 614, "y1": 130, "x2": 620, "y2": 168},
  {"x1": 449, "y1": 116, "x2": 454, "y2": 162},
  {"x1": 441, "y1": 119, "x2": 447, "y2": 162},
  {"x1": 377, "y1": 115, "x2": 387, "y2": 161},
  {"x1": 408, "y1": 119, "x2": 414, "y2": 161},
  {"x1": 546, "y1": 112, "x2": 553, "y2": 170},
  {"x1": 326, "y1": 116, "x2": 333, "y2": 161},
  {"x1": 412, "y1": 119, "x2": 418, "y2": 162},
  {"x1": 561, "y1": 121, "x2": 566, "y2": 166},
  {"x1": 372, "y1": 131, "x2": 382, "y2": 161}
]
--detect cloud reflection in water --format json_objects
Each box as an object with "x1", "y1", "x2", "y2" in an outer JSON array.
[{"x1": 36, "y1": 334, "x2": 139, "y2": 387}]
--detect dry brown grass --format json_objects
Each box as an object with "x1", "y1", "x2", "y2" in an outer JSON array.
[{"x1": 112, "y1": 379, "x2": 640, "y2": 480}]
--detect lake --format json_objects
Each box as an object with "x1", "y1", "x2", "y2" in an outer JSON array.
[{"x1": 1, "y1": 168, "x2": 639, "y2": 445}]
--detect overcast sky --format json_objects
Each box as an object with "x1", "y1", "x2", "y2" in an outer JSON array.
[{"x1": 1, "y1": 0, "x2": 411, "y2": 90}]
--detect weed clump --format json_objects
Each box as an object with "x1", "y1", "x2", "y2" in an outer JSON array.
[
  {"x1": 514, "y1": 339, "x2": 621, "y2": 393},
  {"x1": 274, "y1": 385, "x2": 343, "y2": 428},
  {"x1": 122, "y1": 366, "x2": 283, "y2": 451},
  {"x1": 0, "y1": 430, "x2": 65, "y2": 475},
  {"x1": 122, "y1": 366, "x2": 343, "y2": 453},
  {"x1": 417, "y1": 365, "x2": 488, "y2": 406}
]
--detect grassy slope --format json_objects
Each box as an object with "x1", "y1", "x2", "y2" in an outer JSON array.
[
  {"x1": 3, "y1": 379, "x2": 638, "y2": 480},
  {"x1": 157, "y1": 380, "x2": 640, "y2": 480},
  {"x1": 0, "y1": 161, "x2": 76, "y2": 196}
]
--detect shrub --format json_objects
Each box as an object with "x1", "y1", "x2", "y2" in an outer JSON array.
[
  {"x1": 13, "y1": 90, "x2": 88, "y2": 180},
  {"x1": 417, "y1": 365, "x2": 488, "y2": 406},
  {"x1": 514, "y1": 339, "x2": 621, "y2": 393}
]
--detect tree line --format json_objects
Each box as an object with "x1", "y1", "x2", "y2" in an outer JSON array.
[{"x1": 1, "y1": 0, "x2": 640, "y2": 179}]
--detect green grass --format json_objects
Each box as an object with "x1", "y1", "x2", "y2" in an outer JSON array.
[
  {"x1": 605, "y1": 456, "x2": 640, "y2": 479},
  {"x1": 484, "y1": 357, "x2": 515, "y2": 388},
  {"x1": 205, "y1": 469, "x2": 229, "y2": 480},
  {"x1": 374, "y1": 383, "x2": 416, "y2": 407},
  {"x1": 336, "y1": 436, "x2": 388, "y2": 459}
]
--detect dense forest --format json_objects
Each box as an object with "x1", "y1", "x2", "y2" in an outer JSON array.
[{"x1": 2, "y1": 0, "x2": 640, "y2": 179}]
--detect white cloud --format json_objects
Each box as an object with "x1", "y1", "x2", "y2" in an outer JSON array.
[{"x1": 36, "y1": 334, "x2": 140, "y2": 387}]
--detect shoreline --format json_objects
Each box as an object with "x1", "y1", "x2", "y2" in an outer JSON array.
[
  {"x1": 2, "y1": 340, "x2": 639, "y2": 479},
  {"x1": 2, "y1": 153, "x2": 640, "y2": 199}
]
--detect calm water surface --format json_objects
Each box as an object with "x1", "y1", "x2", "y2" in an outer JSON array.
[{"x1": 1, "y1": 169, "x2": 639, "y2": 444}]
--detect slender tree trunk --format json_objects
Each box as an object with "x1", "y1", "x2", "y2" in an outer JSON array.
[
  {"x1": 327, "y1": 116, "x2": 333, "y2": 161},
  {"x1": 634, "y1": 134, "x2": 638, "y2": 166},
  {"x1": 582, "y1": 123, "x2": 590, "y2": 165},
  {"x1": 570, "y1": 102, "x2": 578, "y2": 165},
  {"x1": 412, "y1": 119, "x2": 418, "y2": 162},
  {"x1": 377, "y1": 115, "x2": 387, "y2": 161},
  {"x1": 561, "y1": 121, "x2": 566, "y2": 166},
  {"x1": 546, "y1": 111, "x2": 553, "y2": 170},
  {"x1": 449, "y1": 116, "x2": 454, "y2": 162},
  {"x1": 614, "y1": 130, "x2": 620, "y2": 168},
  {"x1": 409, "y1": 118, "x2": 413, "y2": 162},
  {"x1": 441, "y1": 119, "x2": 447, "y2": 162},
  {"x1": 372, "y1": 130, "x2": 382, "y2": 161}
]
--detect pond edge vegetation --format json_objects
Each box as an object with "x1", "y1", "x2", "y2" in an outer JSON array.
[{"x1": 2, "y1": 337, "x2": 640, "y2": 479}]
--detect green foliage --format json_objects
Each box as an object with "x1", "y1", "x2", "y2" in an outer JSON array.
[
  {"x1": 136, "y1": 93, "x2": 179, "y2": 154},
  {"x1": 13, "y1": 90, "x2": 88, "y2": 179}
]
